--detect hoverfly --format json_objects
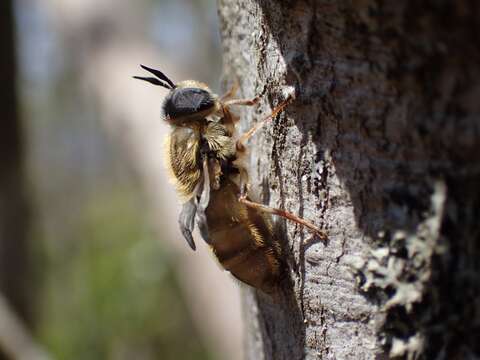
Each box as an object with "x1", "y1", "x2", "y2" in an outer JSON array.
[{"x1": 134, "y1": 65, "x2": 326, "y2": 294}]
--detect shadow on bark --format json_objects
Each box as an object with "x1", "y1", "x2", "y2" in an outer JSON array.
[
  {"x1": 253, "y1": 0, "x2": 480, "y2": 358},
  {"x1": 253, "y1": 217, "x2": 306, "y2": 360}
]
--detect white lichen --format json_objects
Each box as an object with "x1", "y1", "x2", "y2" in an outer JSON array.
[{"x1": 357, "y1": 181, "x2": 447, "y2": 358}]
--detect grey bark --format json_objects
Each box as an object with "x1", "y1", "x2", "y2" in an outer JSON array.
[{"x1": 218, "y1": 1, "x2": 480, "y2": 359}]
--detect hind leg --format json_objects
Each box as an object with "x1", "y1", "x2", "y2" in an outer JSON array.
[
  {"x1": 235, "y1": 95, "x2": 326, "y2": 239},
  {"x1": 238, "y1": 195, "x2": 327, "y2": 240}
]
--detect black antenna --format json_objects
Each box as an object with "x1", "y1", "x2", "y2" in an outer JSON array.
[
  {"x1": 140, "y1": 64, "x2": 176, "y2": 89},
  {"x1": 132, "y1": 76, "x2": 171, "y2": 90}
]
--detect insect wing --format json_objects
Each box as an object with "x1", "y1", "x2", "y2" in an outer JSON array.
[
  {"x1": 195, "y1": 158, "x2": 212, "y2": 245},
  {"x1": 178, "y1": 198, "x2": 197, "y2": 250}
]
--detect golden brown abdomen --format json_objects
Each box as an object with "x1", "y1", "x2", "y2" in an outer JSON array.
[{"x1": 205, "y1": 179, "x2": 281, "y2": 293}]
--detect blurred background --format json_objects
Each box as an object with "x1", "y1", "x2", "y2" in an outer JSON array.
[{"x1": 0, "y1": 0, "x2": 243, "y2": 359}]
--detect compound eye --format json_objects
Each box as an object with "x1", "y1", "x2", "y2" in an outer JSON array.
[{"x1": 163, "y1": 88, "x2": 215, "y2": 120}]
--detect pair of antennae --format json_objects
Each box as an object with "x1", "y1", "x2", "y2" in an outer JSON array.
[{"x1": 133, "y1": 64, "x2": 176, "y2": 90}]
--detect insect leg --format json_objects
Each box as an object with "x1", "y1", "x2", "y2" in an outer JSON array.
[
  {"x1": 236, "y1": 96, "x2": 293, "y2": 151},
  {"x1": 220, "y1": 80, "x2": 239, "y2": 101},
  {"x1": 238, "y1": 195, "x2": 327, "y2": 240},
  {"x1": 224, "y1": 97, "x2": 260, "y2": 107}
]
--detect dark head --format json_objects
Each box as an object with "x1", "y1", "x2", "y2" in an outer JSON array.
[{"x1": 134, "y1": 65, "x2": 219, "y2": 125}]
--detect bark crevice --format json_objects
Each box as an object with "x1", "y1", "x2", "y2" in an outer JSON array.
[{"x1": 219, "y1": 0, "x2": 480, "y2": 358}]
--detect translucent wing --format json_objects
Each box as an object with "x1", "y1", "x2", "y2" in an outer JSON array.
[
  {"x1": 178, "y1": 158, "x2": 212, "y2": 250},
  {"x1": 195, "y1": 158, "x2": 211, "y2": 244}
]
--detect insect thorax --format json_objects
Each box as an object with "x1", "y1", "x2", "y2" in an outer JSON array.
[{"x1": 168, "y1": 119, "x2": 236, "y2": 199}]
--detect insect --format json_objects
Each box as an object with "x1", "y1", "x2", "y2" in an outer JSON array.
[{"x1": 134, "y1": 65, "x2": 326, "y2": 294}]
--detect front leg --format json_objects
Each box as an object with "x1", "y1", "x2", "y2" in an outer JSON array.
[
  {"x1": 220, "y1": 80, "x2": 239, "y2": 101},
  {"x1": 223, "y1": 97, "x2": 260, "y2": 107},
  {"x1": 220, "y1": 95, "x2": 261, "y2": 137}
]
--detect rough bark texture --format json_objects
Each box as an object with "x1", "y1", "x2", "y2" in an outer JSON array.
[{"x1": 218, "y1": 1, "x2": 480, "y2": 359}]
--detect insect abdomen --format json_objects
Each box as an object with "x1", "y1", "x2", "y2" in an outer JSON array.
[{"x1": 205, "y1": 179, "x2": 281, "y2": 293}]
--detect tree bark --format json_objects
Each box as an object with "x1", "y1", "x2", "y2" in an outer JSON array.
[
  {"x1": 0, "y1": 0, "x2": 32, "y2": 333},
  {"x1": 0, "y1": 0, "x2": 39, "y2": 358},
  {"x1": 218, "y1": 1, "x2": 480, "y2": 359}
]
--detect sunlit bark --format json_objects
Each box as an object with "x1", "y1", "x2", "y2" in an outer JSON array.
[{"x1": 219, "y1": 1, "x2": 480, "y2": 358}]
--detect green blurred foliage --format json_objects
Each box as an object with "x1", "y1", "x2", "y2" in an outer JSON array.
[{"x1": 36, "y1": 189, "x2": 214, "y2": 360}]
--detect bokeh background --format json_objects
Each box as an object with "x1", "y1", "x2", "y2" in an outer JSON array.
[{"x1": 1, "y1": 0, "x2": 243, "y2": 359}]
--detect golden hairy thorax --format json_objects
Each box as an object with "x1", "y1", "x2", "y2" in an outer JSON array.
[{"x1": 165, "y1": 119, "x2": 236, "y2": 200}]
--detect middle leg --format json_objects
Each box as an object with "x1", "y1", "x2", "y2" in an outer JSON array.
[
  {"x1": 236, "y1": 96, "x2": 293, "y2": 151},
  {"x1": 234, "y1": 94, "x2": 326, "y2": 239}
]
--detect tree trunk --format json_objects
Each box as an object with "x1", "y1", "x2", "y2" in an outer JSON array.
[
  {"x1": 0, "y1": 0, "x2": 32, "y2": 331},
  {"x1": 218, "y1": 1, "x2": 480, "y2": 359},
  {"x1": 0, "y1": 0, "x2": 41, "y2": 358}
]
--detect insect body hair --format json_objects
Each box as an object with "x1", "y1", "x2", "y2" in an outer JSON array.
[{"x1": 134, "y1": 66, "x2": 291, "y2": 294}]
